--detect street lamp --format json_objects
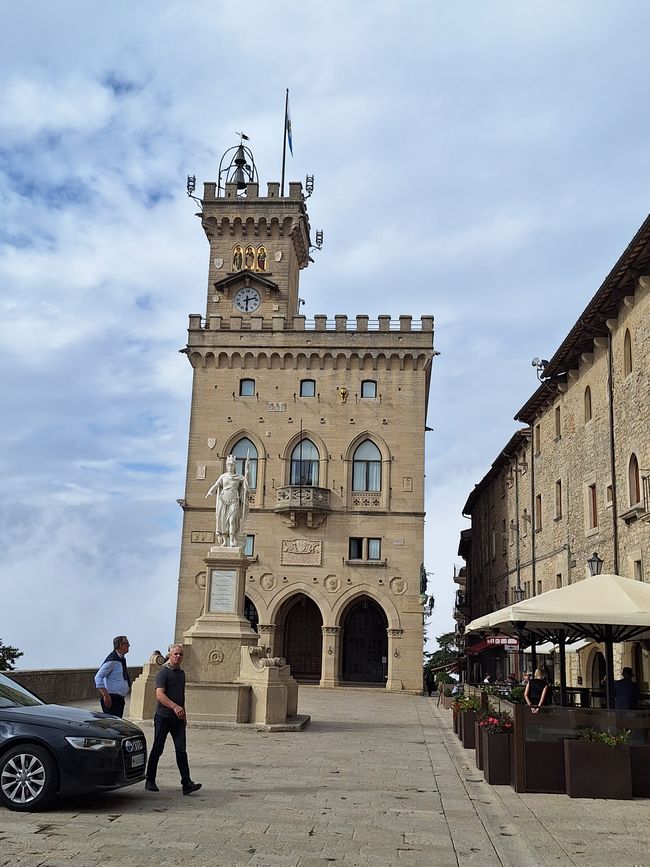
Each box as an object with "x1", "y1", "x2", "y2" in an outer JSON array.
[
  {"x1": 513, "y1": 587, "x2": 525, "y2": 603},
  {"x1": 588, "y1": 552, "x2": 604, "y2": 576}
]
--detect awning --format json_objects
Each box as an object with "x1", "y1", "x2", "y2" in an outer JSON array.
[
  {"x1": 523, "y1": 638, "x2": 593, "y2": 655},
  {"x1": 467, "y1": 635, "x2": 518, "y2": 655}
]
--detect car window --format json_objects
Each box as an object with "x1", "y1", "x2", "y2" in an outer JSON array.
[{"x1": 0, "y1": 673, "x2": 43, "y2": 708}]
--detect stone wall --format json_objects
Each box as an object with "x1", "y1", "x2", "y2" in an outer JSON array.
[{"x1": 6, "y1": 667, "x2": 142, "y2": 704}]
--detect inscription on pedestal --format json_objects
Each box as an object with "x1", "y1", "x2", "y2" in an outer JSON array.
[{"x1": 208, "y1": 569, "x2": 237, "y2": 613}]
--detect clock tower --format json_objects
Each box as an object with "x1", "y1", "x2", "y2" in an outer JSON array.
[{"x1": 175, "y1": 139, "x2": 436, "y2": 694}]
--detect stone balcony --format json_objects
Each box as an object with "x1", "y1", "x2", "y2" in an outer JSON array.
[{"x1": 275, "y1": 485, "x2": 331, "y2": 528}]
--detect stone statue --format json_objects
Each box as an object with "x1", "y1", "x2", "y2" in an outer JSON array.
[
  {"x1": 205, "y1": 455, "x2": 250, "y2": 547},
  {"x1": 420, "y1": 563, "x2": 427, "y2": 595}
]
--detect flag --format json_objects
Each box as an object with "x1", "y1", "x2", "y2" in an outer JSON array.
[{"x1": 286, "y1": 96, "x2": 293, "y2": 156}]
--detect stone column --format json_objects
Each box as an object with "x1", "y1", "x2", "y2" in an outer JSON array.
[
  {"x1": 320, "y1": 626, "x2": 341, "y2": 688},
  {"x1": 257, "y1": 623, "x2": 278, "y2": 657},
  {"x1": 386, "y1": 628, "x2": 404, "y2": 691}
]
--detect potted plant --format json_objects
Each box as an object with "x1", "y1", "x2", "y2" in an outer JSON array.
[
  {"x1": 564, "y1": 727, "x2": 632, "y2": 799},
  {"x1": 479, "y1": 709, "x2": 513, "y2": 785},
  {"x1": 455, "y1": 695, "x2": 481, "y2": 749}
]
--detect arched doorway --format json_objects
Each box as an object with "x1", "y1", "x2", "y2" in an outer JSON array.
[
  {"x1": 244, "y1": 596, "x2": 258, "y2": 632},
  {"x1": 283, "y1": 595, "x2": 322, "y2": 682},
  {"x1": 590, "y1": 651, "x2": 606, "y2": 706},
  {"x1": 341, "y1": 596, "x2": 388, "y2": 683}
]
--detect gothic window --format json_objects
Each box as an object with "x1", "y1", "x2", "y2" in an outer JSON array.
[
  {"x1": 232, "y1": 437, "x2": 258, "y2": 489},
  {"x1": 584, "y1": 386, "x2": 592, "y2": 423},
  {"x1": 554, "y1": 406, "x2": 561, "y2": 439},
  {"x1": 624, "y1": 329, "x2": 633, "y2": 377},
  {"x1": 361, "y1": 380, "x2": 377, "y2": 398},
  {"x1": 629, "y1": 453, "x2": 641, "y2": 506},
  {"x1": 290, "y1": 439, "x2": 320, "y2": 486},
  {"x1": 352, "y1": 440, "x2": 382, "y2": 492},
  {"x1": 588, "y1": 484, "x2": 598, "y2": 529}
]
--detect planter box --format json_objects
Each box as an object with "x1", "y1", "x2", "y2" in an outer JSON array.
[
  {"x1": 564, "y1": 740, "x2": 632, "y2": 799},
  {"x1": 630, "y1": 745, "x2": 650, "y2": 797},
  {"x1": 475, "y1": 720, "x2": 484, "y2": 770},
  {"x1": 482, "y1": 731, "x2": 511, "y2": 785},
  {"x1": 461, "y1": 710, "x2": 476, "y2": 749},
  {"x1": 524, "y1": 741, "x2": 566, "y2": 794},
  {"x1": 452, "y1": 710, "x2": 458, "y2": 734}
]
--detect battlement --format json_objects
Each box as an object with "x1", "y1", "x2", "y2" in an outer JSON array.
[
  {"x1": 188, "y1": 314, "x2": 434, "y2": 334},
  {"x1": 202, "y1": 181, "x2": 305, "y2": 203}
]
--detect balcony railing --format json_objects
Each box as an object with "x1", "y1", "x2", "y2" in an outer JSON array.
[{"x1": 275, "y1": 486, "x2": 331, "y2": 512}]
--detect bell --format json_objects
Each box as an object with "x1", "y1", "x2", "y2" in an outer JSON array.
[{"x1": 232, "y1": 166, "x2": 247, "y2": 190}]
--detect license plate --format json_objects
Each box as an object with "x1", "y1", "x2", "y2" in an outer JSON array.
[{"x1": 131, "y1": 753, "x2": 145, "y2": 768}]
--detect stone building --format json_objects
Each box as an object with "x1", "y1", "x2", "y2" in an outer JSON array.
[
  {"x1": 458, "y1": 216, "x2": 650, "y2": 687},
  {"x1": 173, "y1": 147, "x2": 435, "y2": 693}
]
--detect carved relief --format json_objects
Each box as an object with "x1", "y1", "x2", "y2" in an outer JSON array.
[
  {"x1": 196, "y1": 465, "x2": 206, "y2": 480},
  {"x1": 324, "y1": 575, "x2": 341, "y2": 593},
  {"x1": 259, "y1": 573, "x2": 277, "y2": 591},
  {"x1": 387, "y1": 628, "x2": 404, "y2": 639},
  {"x1": 390, "y1": 577, "x2": 407, "y2": 595},
  {"x1": 281, "y1": 539, "x2": 322, "y2": 566},
  {"x1": 321, "y1": 626, "x2": 341, "y2": 635},
  {"x1": 208, "y1": 650, "x2": 225, "y2": 665},
  {"x1": 402, "y1": 477, "x2": 413, "y2": 492},
  {"x1": 214, "y1": 257, "x2": 224, "y2": 270},
  {"x1": 351, "y1": 494, "x2": 382, "y2": 507},
  {"x1": 191, "y1": 531, "x2": 215, "y2": 544},
  {"x1": 337, "y1": 386, "x2": 349, "y2": 404},
  {"x1": 207, "y1": 438, "x2": 216, "y2": 449},
  {"x1": 194, "y1": 571, "x2": 207, "y2": 589}
]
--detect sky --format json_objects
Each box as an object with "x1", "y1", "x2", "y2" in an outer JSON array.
[{"x1": 2, "y1": 1, "x2": 650, "y2": 670}]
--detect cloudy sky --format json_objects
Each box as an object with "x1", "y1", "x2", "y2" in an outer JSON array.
[{"x1": 2, "y1": 1, "x2": 649, "y2": 669}]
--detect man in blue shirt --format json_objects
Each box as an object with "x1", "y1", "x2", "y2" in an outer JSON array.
[{"x1": 94, "y1": 635, "x2": 131, "y2": 717}]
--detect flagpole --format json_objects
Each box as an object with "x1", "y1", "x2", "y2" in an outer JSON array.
[{"x1": 281, "y1": 88, "x2": 289, "y2": 197}]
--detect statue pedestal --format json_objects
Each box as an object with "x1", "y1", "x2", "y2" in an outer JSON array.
[{"x1": 131, "y1": 544, "x2": 304, "y2": 729}]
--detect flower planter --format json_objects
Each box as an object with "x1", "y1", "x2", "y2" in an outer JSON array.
[
  {"x1": 564, "y1": 740, "x2": 632, "y2": 799},
  {"x1": 443, "y1": 695, "x2": 454, "y2": 710},
  {"x1": 482, "y1": 731, "x2": 511, "y2": 785},
  {"x1": 630, "y1": 745, "x2": 650, "y2": 797},
  {"x1": 474, "y1": 720, "x2": 484, "y2": 770},
  {"x1": 452, "y1": 710, "x2": 458, "y2": 734},
  {"x1": 461, "y1": 710, "x2": 476, "y2": 749}
]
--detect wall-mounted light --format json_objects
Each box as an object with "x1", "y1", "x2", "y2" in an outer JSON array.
[{"x1": 588, "y1": 552, "x2": 604, "y2": 576}]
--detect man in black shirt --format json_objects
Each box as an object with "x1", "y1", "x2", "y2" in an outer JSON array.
[{"x1": 144, "y1": 645, "x2": 202, "y2": 795}]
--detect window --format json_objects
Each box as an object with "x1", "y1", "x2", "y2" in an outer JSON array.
[
  {"x1": 361, "y1": 380, "x2": 377, "y2": 398},
  {"x1": 606, "y1": 483, "x2": 613, "y2": 505},
  {"x1": 588, "y1": 483, "x2": 598, "y2": 529},
  {"x1": 300, "y1": 379, "x2": 316, "y2": 397},
  {"x1": 535, "y1": 494, "x2": 543, "y2": 531},
  {"x1": 624, "y1": 329, "x2": 633, "y2": 377},
  {"x1": 536, "y1": 581, "x2": 542, "y2": 595},
  {"x1": 232, "y1": 438, "x2": 258, "y2": 488},
  {"x1": 556, "y1": 573, "x2": 563, "y2": 589},
  {"x1": 490, "y1": 528, "x2": 496, "y2": 559},
  {"x1": 555, "y1": 479, "x2": 563, "y2": 519},
  {"x1": 367, "y1": 538, "x2": 381, "y2": 560},
  {"x1": 352, "y1": 440, "x2": 382, "y2": 491},
  {"x1": 629, "y1": 453, "x2": 641, "y2": 506},
  {"x1": 348, "y1": 537, "x2": 381, "y2": 561},
  {"x1": 584, "y1": 386, "x2": 592, "y2": 423},
  {"x1": 244, "y1": 535, "x2": 255, "y2": 557},
  {"x1": 534, "y1": 424, "x2": 541, "y2": 455},
  {"x1": 522, "y1": 508, "x2": 529, "y2": 537},
  {"x1": 634, "y1": 559, "x2": 644, "y2": 582},
  {"x1": 239, "y1": 378, "x2": 255, "y2": 396},
  {"x1": 554, "y1": 406, "x2": 561, "y2": 439},
  {"x1": 290, "y1": 439, "x2": 319, "y2": 486},
  {"x1": 501, "y1": 518, "x2": 507, "y2": 552}
]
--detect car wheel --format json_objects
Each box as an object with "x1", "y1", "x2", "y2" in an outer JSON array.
[{"x1": 0, "y1": 745, "x2": 58, "y2": 811}]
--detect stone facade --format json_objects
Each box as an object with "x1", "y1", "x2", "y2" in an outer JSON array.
[
  {"x1": 459, "y1": 217, "x2": 650, "y2": 688},
  {"x1": 173, "y1": 175, "x2": 435, "y2": 693}
]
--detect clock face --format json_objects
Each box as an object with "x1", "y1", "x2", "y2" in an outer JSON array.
[{"x1": 233, "y1": 287, "x2": 261, "y2": 313}]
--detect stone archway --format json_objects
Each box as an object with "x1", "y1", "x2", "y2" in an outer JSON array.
[
  {"x1": 281, "y1": 594, "x2": 323, "y2": 682},
  {"x1": 341, "y1": 596, "x2": 388, "y2": 684}
]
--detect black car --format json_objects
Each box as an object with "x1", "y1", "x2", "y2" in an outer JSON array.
[{"x1": 0, "y1": 672, "x2": 147, "y2": 811}]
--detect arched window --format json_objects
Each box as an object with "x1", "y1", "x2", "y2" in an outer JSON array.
[
  {"x1": 239, "y1": 378, "x2": 255, "y2": 396},
  {"x1": 300, "y1": 379, "x2": 316, "y2": 397},
  {"x1": 290, "y1": 439, "x2": 319, "y2": 486},
  {"x1": 361, "y1": 380, "x2": 377, "y2": 398},
  {"x1": 232, "y1": 437, "x2": 258, "y2": 489},
  {"x1": 629, "y1": 453, "x2": 641, "y2": 506},
  {"x1": 352, "y1": 440, "x2": 382, "y2": 491},
  {"x1": 624, "y1": 329, "x2": 633, "y2": 377},
  {"x1": 584, "y1": 386, "x2": 592, "y2": 423}
]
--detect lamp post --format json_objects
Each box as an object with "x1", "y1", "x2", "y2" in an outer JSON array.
[{"x1": 586, "y1": 553, "x2": 613, "y2": 707}]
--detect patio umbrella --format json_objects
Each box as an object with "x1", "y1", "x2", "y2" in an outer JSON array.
[{"x1": 465, "y1": 573, "x2": 650, "y2": 708}]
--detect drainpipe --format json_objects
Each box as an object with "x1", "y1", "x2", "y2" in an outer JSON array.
[{"x1": 607, "y1": 333, "x2": 619, "y2": 573}]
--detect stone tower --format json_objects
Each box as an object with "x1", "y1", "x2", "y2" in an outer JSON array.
[{"x1": 174, "y1": 144, "x2": 435, "y2": 693}]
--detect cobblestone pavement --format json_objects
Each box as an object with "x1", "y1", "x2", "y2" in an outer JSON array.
[{"x1": 3, "y1": 689, "x2": 650, "y2": 866}]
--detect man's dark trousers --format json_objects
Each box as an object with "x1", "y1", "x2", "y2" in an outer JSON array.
[
  {"x1": 100, "y1": 695, "x2": 125, "y2": 717},
  {"x1": 146, "y1": 712, "x2": 191, "y2": 786}
]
